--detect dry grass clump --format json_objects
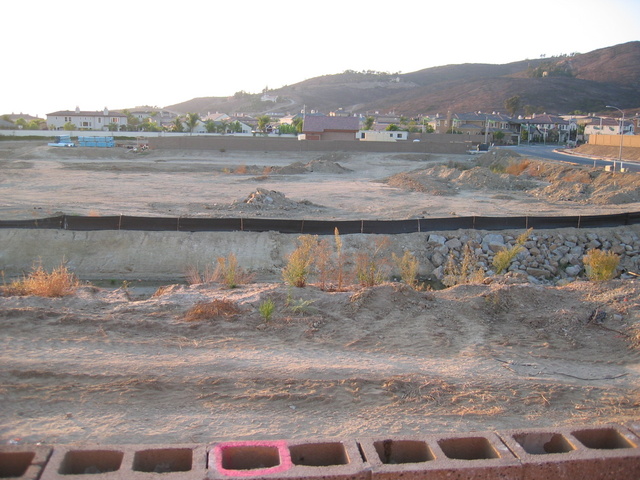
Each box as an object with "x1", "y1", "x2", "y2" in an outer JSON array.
[
  {"x1": 583, "y1": 249, "x2": 620, "y2": 281},
  {"x1": 505, "y1": 159, "x2": 531, "y2": 176},
  {"x1": 185, "y1": 264, "x2": 216, "y2": 285},
  {"x1": 282, "y1": 235, "x2": 317, "y2": 287},
  {"x1": 1, "y1": 264, "x2": 80, "y2": 297},
  {"x1": 443, "y1": 243, "x2": 485, "y2": 287},
  {"x1": 213, "y1": 253, "x2": 254, "y2": 288},
  {"x1": 392, "y1": 251, "x2": 420, "y2": 289},
  {"x1": 355, "y1": 237, "x2": 391, "y2": 287},
  {"x1": 184, "y1": 299, "x2": 240, "y2": 322}
]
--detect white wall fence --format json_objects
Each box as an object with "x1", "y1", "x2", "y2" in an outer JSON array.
[{"x1": 0, "y1": 129, "x2": 297, "y2": 139}]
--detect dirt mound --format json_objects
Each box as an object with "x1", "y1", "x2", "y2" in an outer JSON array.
[
  {"x1": 387, "y1": 150, "x2": 640, "y2": 206},
  {"x1": 222, "y1": 188, "x2": 325, "y2": 214},
  {"x1": 454, "y1": 167, "x2": 537, "y2": 191},
  {"x1": 386, "y1": 163, "x2": 537, "y2": 195},
  {"x1": 276, "y1": 157, "x2": 352, "y2": 175}
]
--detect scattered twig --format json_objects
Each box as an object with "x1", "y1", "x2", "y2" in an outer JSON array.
[{"x1": 552, "y1": 371, "x2": 628, "y2": 381}]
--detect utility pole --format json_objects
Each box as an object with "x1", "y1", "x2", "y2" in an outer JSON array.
[{"x1": 606, "y1": 105, "x2": 624, "y2": 173}]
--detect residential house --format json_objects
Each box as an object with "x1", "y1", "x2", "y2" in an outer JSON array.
[
  {"x1": 300, "y1": 115, "x2": 360, "y2": 141},
  {"x1": 279, "y1": 113, "x2": 303, "y2": 125},
  {"x1": 126, "y1": 109, "x2": 177, "y2": 131},
  {"x1": 46, "y1": 107, "x2": 127, "y2": 131},
  {"x1": 584, "y1": 117, "x2": 634, "y2": 136},
  {"x1": 5, "y1": 113, "x2": 42, "y2": 123},
  {"x1": 451, "y1": 112, "x2": 516, "y2": 142},
  {"x1": 229, "y1": 114, "x2": 257, "y2": 132},
  {"x1": 519, "y1": 114, "x2": 574, "y2": 143},
  {"x1": 202, "y1": 112, "x2": 230, "y2": 122}
]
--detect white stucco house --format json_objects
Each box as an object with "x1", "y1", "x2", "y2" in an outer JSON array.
[
  {"x1": 584, "y1": 117, "x2": 634, "y2": 136},
  {"x1": 46, "y1": 107, "x2": 127, "y2": 131},
  {"x1": 359, "y1": 130, "x2": 409, "y2": 141}
]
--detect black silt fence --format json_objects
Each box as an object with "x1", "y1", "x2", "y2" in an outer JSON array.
[{"x1": 0, "y1": 212, "x2": 638, "y2": 234}]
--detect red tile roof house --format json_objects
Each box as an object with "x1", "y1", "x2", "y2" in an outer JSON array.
[{"x1": 300, "y1": 115, "x2": 360, "y2": 140}]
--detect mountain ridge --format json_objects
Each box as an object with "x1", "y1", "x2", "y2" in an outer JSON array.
[{"x1": 164, "y1": 41, "x2": 640, "y2": 116}]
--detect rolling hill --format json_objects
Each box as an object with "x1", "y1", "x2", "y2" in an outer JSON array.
[{"x1": 165, "y1": 41, "x2": 640, "y2": 117}]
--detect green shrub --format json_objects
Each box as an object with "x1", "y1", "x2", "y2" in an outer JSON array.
[
  {"x1": 583, "y1": 249, "x2": 620, "y2": 281},
  {"x1": 259, "y1": 298, "x2": 276, "y2": 322},
  {"x1": 492, "y1": 229, "x2": 532, "y2": 274}
]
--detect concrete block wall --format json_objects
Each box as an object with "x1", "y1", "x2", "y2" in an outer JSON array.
[
  {"x1": 37, "y1": 444, "x2": 206, "y2": 480},
  {"x1": 1, "y1": 425, "x2": 639, "y2": 480},
  {"x1": 0, "y1": 445, "x2": 51, "y2": 480}
]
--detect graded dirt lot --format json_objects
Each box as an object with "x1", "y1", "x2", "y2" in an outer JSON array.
[{"x1": 0, "y1": 141, "x2": 639, "y2": 446}]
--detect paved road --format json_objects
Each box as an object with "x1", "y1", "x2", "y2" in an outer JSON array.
[{"x1": 501, "y1": 145, "x2": 640, "y2": 173}]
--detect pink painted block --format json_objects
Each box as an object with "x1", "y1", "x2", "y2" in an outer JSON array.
[{"x1": 209, "y1": 441, "x2": 292, "y2": 478}]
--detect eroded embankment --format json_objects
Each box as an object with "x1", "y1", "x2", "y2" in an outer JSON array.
[{"x1": 1, "y1": 225, "x2": 638, "y2": 284}]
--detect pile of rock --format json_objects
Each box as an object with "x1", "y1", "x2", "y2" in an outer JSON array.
[{"x1": 427, "y1": 227, "x2": 640, "y2": 285}]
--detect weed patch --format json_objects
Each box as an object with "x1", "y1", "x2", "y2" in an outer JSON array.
[
  {"x1": 185, "y1": 299, "x2": 241, "y2": 322},
  {"x1": 392, "y1": 251, "x2": 420, "y2": 289},
  {"x1": 259, "y1": 298, "x2": 276, "y2": 322},
  {"x1": 493, "y1": 229, "x2": 532, "y2": 274},
  {"x1": 583, "y1": 249, "x2": 620, "y2": 281},
  {"x1": 282, "y1": 235, "x2": 317, "y2": 287},
  {"x1": 1, "y1": 263, "x2": 80, "y2": 297},
  {"x1": 355, "y1": 237, "x2": 391, "y2": 287},
  {"x1": 443, "y1": 243, "x2": 485, "y2": 287},
  {"x1": 213, "y1": 253, "x2": 254, "y2": 288}
]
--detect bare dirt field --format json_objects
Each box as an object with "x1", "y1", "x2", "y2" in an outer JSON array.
[{"x1": 0, "y1": 140, "x2": 639, "y2": 446}]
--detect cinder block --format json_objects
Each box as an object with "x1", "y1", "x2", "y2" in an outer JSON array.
[
  {"x1": 40, "y1": 444, "x2": 206, "y2": 480},
  {"x1": 0, "y1": 445, "x2": 52, "y2": 480},
  {"x1": 359, "y1": 432, "x2": 522, "y2": 480},
  {"x1": 499, "y1": 424, "x2": 640, "y2": 480},
  {"x1": 208, "y1": 440, "x2": 292, "y2": 479},
  {"x1": 40, "y1": 446, "x2": 126, "y2": 480},
  {"x1": 207, "y1": 439, "x2": 368, "y2": 480},
  {"x1": 285, "y1": 438, "x2": 369, "y2": 480}
]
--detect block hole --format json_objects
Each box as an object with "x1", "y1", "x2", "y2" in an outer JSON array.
[
  {"x1": 572, "y1": 428, "x2": 636, "y2": 450},
  {"x1": 0, "y1": 451, "x2": 35, "y2": 478},
  {"x1": 58, "y1": 450, "x2": 123, "y2": 475},
  {"x1": 221, "y1": 446, "x2": 280, "y2": 471},
  {"x1": 438, "y1": 437, "x2": 500, "y2": 460},
  {"x1": 289, "y1": 442, "x2": 348, "y2": 467},
  {"x1": 512, "y1": 433, "x2": 575, "y2": 455},
  {"x1": 373, "y1": 440, "x2": 434, "y2": 464},
  {"x1": 132, "y1": 448, "x2": 192, "y2": 473}
]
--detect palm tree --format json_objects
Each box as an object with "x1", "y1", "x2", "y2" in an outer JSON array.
[
  {"x1": 257, "y1": 115, "x2": 271, "y2": 133},
  {"x1": 218, "y1": 120, "x2": 229, "y2": 135},
  {"x1": 172, "y1": 116, "x2": 184, "y2": 132},
  {"x1": 185, "y1": 112, "x2": 200, "y2": 134}
]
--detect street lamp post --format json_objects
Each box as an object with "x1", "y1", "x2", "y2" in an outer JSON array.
[{"x1": 606, "y1": 105, "x2": 625, "y2": 172}]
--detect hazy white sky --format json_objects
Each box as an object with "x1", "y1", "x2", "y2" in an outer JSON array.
[{"x1": 2, "y1": 0, "x2": 639, "y2": 118}]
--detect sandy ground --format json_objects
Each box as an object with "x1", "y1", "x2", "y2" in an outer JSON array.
[
  {"x1": 0, "y1": 141, "x2": 639, "y2": 446},
  {"x1": 2, "y1": 142, "x2": 640, "y2": 220}
]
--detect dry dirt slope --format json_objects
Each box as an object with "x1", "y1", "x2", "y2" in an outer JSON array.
[{"x1": 0, "y1": 279, "x2": 639, "y2": 445}]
